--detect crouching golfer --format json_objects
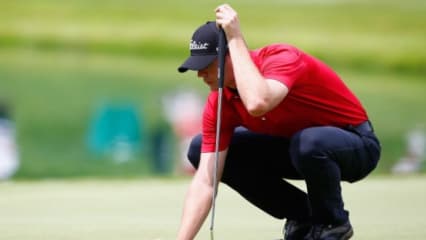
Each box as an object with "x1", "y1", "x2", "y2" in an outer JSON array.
[{"x1": 177, "y1": 4, "x2": 381, "y2": 240}]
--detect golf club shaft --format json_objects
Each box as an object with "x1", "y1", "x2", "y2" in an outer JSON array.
[{"x1": 210, "y1": 27, "x2": 227, "y2": 240}]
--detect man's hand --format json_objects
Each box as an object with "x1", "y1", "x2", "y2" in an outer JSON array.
[
  {"x1": 177, "y1": 151, "x2": 228, "y2": 240},
  {"x1": 215, "y1": 4, "x2": 242, "y2": 42}
]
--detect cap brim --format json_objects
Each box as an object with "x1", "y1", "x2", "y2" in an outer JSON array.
[{"x1": 178, "y1": 55, "x2": 217, "y2": 73}]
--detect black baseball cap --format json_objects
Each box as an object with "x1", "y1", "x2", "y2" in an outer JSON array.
[{"x1": 178, "y1": 21, "x2": 220, "y2": 73}]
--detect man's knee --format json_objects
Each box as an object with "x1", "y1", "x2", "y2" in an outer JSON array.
[
  {"x1": 290, "y1": 128, "x2": 330, "y2": 171},
  {"x1": 187, "y1": 134, "x2": 202, "y2": 169}
]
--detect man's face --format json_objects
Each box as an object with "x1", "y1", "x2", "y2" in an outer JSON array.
[{"x1": 197, "y1": 56, "x2": 235, "y2": 90}]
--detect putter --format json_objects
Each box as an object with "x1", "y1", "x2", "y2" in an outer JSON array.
[{"x1": 210, "y1": 27, "x2": 227, "y2": 240}]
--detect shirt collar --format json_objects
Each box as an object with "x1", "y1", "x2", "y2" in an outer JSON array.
[{"x1": 224, "y1": 87, "x2": 240, "y2": 101}]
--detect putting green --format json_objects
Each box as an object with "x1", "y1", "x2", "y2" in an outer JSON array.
[{"x1": 0, "y1": 176, "x2": 425, "y2": 239}]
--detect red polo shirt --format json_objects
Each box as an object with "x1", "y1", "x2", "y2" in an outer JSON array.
[{"x1": 201, "y1": 44, "x2": 368, "y2": 152}]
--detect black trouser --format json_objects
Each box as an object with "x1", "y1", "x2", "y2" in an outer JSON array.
[{"x1": 187, "y1": 121, "x2": 381, "y2": 225}]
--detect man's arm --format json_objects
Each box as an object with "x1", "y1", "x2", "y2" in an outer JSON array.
[
  {"x1": 177, "y1": 150, "x2": 228, "y2": 240},
  {"x1": 216, "y1": 4, "x2": 288, "y2": 117}
]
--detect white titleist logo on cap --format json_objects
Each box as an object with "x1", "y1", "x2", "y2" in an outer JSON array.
[{"x1": 190, "y1": 40, "x2": 209, "y2": 50}]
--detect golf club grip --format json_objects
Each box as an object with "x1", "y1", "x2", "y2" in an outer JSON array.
[{"x1": 218, "y1": 28, "x2": 226, "y2": 88}]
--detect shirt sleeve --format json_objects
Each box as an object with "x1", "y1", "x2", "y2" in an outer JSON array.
[
  {"x1": 201, "y1": 92, "x2": 237, "y2": 152},
  {"x1": 256, "y1": 44, "x2": 307, "y2": 89}
]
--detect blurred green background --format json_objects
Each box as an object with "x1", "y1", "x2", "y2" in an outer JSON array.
[{"x1": 1, "y1": 0, "x2": 425, "y2": 179}]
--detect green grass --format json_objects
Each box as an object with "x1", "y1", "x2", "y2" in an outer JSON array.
[
  {"x1": 0, "y1": 176, "x2": 425, "y2": 239},
  {"x1": 1, "y1": 0, "x2": 425, "y2": 74},
  {"x1": 0, "y1": 0, "x2": 425, "y2": 178}
]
